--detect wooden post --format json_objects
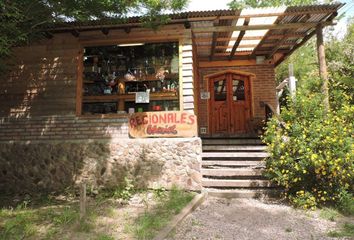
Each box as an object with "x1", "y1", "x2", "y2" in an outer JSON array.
[
  {"x1": 80, "y1": 183, "x2": 86, "y2": 220},
  {"x1": 316, "y1": 25, "x2": 329, "y2": 112}
]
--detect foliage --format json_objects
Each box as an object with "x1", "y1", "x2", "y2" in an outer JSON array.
[
  {"x1": 336, "y1": 189, "x2": 354, "y2": 215},
  {"x1": 326, "y1": 18, "x2": 354, "y2": 108},
  {"x1": 133, "y1": 186, "x2": 195, "y2": 239},
  {"x1": 112, "y1": 177, "x2": 135, "y2": 201},
  {"x1": 0, "y1": 0, "x2": 188, "y2": 73},
  {"x1": 262, "y1": 78, "x2": 354, "y2": 209},
  {"x1": 228, "y1": 0, "x2": 323, "y2": 9}
]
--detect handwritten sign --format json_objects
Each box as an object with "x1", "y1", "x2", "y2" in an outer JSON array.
[{"x1": 129, "y1": 111, "x2": 197, "y2": 138}]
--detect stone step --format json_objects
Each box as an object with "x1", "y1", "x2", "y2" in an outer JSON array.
[
  {"x1": 202, "y1": 138, "x2": 263, "y2": 145},
  {"x1": 206, "y1": 189, "x2": 281, "y2": 199},
  {"x1": 202, "y1": 179, "x2": 273, "y2": 188},
  {"x1": 202, "y1": 168, "x2": 264, "y2": 177},
  {"x1": 202, "y1": 145, "x2": 267, "y2": 152},
  {"x1": 202, "y1": 152, "x2": 269, "y2": 158},
  {"x1": 202, "y1": 160, "x2": 264, "y2": 167}
]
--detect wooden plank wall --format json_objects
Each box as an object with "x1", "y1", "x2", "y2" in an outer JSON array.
[
  {"x1": 0, "y1": 34, "x2": 80, "y2": 117},
  {"x1": 181, "y1": 30, "x2": 195, "y2": 113}
]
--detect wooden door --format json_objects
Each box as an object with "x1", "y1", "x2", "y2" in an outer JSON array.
[
  {"x1": 210, "y1": 75, "x2": 229, "y2": 135},
  {"x1": 209, "y1": 73, "x2": 251, "y2": 136}
]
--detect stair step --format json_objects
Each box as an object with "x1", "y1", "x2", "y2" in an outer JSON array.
[
  {"x1": 202, "y1": 179, "x2": 272, "y2": 188},
  {"x1": 202, "y1": 139, "x2": 263, "y2": 145},
  {"x1": 202, "y1": 160, "x2": 264, "y2": 167},
  {"x1": 203, "y1": 145, "x2": 266, "y2": 152},
  {"x1": 206, "y1": 189, "x2": 281, "y2": 198},
  {"x1": 202, "y1": 168, "x2": 264, "y2": 177},
  {"x1": 202, "y1": 152, "x2": 269, "y2": 158}
]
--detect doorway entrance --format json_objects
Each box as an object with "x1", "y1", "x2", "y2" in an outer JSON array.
[{"x1": 208, "y1": 71, "x2": 252, "y2": 136}]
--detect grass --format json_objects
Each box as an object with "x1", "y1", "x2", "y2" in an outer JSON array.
[
  {"x1": 133, "y1": 187, "x2": 195, "y2": 239},
  {"x1": 319, "y1": 208, "x2": 341, "y2": 221},
  {"x1": 327, "y1": 223, "x2": 354, "y2": 238},
  {"x1": 0, "y1": 187, "x2": 195, "y2": 240}
]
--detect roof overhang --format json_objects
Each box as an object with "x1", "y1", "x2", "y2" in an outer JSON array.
[{"x1": 45, "y1": 3, "x2": 344, "y2": 66}]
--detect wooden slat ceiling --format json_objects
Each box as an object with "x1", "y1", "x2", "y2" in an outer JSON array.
[{"x1": 189, "y1": 3, "x2": 343, "y2": 65}]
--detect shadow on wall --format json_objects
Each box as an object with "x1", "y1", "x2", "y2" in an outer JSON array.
[
  {"x1": 0, "y1": 140, "x2": 165, "y2": 194},
  {"x1": 0, "y1": 36, "x2": 78, "y2": 118}
]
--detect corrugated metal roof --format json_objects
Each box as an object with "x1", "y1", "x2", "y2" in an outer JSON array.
[{"x1": 46, "y1": 3, "x2": 344, "y2": 65}]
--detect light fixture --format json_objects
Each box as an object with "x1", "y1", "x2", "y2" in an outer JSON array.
[{"x1": 117, "y1": 43, "x2": 144, "y2": 47}]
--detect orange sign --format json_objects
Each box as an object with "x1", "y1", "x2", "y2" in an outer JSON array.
[{"x1": 129, "y1": 111, "x2": 197, "y2": 138}]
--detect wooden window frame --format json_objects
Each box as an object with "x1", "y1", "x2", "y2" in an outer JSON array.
[{"x1": 76, "y1": 39, "x2": 183, "y2": 118}]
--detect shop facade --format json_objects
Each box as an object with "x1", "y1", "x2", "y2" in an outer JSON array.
[{"x1": 0, "y1": 4, "x2": 341, "y2": 193}]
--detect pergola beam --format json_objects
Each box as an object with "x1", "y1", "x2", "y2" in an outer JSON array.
[
  {"x1": 209, "y1": 18, "x2": 220, "y2": 61},
  {"x1": 229, "y1": 18, "x2": 250, "y2": 60},
  {"x1": 266, "y1": 14, "x2": 311, "y2": 60},
  {"x1": 192, "y1": 21, "x2": 334, "y2": 33},
  {"x1": 194, "y1": 33, "x2": 306, "y2": 43}
]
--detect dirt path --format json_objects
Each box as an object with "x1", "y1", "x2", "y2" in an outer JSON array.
[{"x1": 167, "y1": 197, "x2": 350, "y2": 240}]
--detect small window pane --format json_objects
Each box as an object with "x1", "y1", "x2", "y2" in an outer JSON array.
[
  {"x1": 232, "y1": 79, "x2": 245, "y2": 101},
  {"x1": 214, "y1": 80, "x2": 227, "y2": 101}
]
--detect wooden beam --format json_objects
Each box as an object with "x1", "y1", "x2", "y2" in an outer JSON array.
[
  {"x1": 192, "y1": 21, "x2": 334, "y2": 33},
  {"x1": 199, "y1": 59, "x2": 257, "y2": 68},
  {"x1": 71, "y1": 29, "x2": 80, "y2": 38},
  {"x1": 266, "y1": 14, "x2": 311, "y2": 60},
  {"x1": 274, "y1": 11, "x2": 338, "y2": 66},
  {"x1": 209, "y1": 18, "x2": 220, "y2": 61},
  {"x1": 316, "y1": 25, "x2": 329, "y2": 112},
  {"x1": 101, "y1": 28, "x2": 109, "y2": 35},
  {"x1": 195, "y1": 33, "x2": 306, "y2": 43},
  {"x1": 198, "y1": 44, "x2": 258, "y2": 49},
  {"x1": 229, "y1": 18, "x2": 250, "y2": 60}
]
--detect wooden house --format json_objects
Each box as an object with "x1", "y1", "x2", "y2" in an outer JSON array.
[{"x1": 0, "y1": 4, "x2": 342, "y2": 194}]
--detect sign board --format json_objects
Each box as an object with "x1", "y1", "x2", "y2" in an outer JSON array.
[
  {"x1": 200, "y1": 91, "x2": 210, "y2": 100},
  {"x1": 135, "y1": 92, "x2": 149, "y2": 103},
  {"x1": 129, "y1": 111, "x2": 197, "y2": 138}
]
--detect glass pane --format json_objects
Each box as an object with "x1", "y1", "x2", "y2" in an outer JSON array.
[
  {"x1": 232, "y1": 79, "x2": 245, "y2": 101},
  {"x1": 82, "y1": 42, "x2": 179, "y2": 115},
  {"x1": 214, "y1": 79, "x2": 227, "y2": 101}
]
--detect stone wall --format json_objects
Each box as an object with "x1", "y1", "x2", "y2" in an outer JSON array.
[{"x1": 0, "y1": 138, "x2": 202, "y2": 194}]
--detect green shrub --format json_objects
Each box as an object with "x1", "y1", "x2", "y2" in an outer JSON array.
[
  {"x1": 337, "y1": 189, "x2": 354, "y2": 215},
  {"x1": 263, "y1": 79, "x2": 354, "y2": 209}
]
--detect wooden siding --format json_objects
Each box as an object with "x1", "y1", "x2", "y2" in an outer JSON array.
[
  {"x1": 0, "y1": 34, "x2": 80, "y2": 117},
  {"x1": 181, "y1": 30, "x2": 195, "y2": 113}
]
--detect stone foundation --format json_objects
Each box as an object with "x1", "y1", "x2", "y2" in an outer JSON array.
[{"x1": 0, "y1": 138, "x2": 202, "y2": 194}]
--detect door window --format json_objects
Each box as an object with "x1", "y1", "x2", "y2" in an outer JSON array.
[
  {"x1": 232, "y1": 79, "x2": 245, "y2": 101},
  {"x1": 214, "y1": 79, "x2": 227, "y2": 101}
]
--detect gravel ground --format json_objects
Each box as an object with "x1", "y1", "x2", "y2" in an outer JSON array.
[{"x1": 167, "y1": 197, "x2": 351, "y2": 240}]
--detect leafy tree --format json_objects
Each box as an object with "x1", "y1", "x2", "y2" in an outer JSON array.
[
  {"x1": 0, "y1": 0, "x2": 188, "y2": 73},
  {"x1": 263, "y1": 20, "x2": 354, "y2": 210}
]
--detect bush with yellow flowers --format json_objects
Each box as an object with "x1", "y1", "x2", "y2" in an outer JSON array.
[{"x1": 262, "y1": 79, "x2": 354, "y2": 210}]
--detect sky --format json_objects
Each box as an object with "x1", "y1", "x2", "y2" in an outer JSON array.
[{"x1": 185, "y1": 0, "x2": 354, "y2": 38}]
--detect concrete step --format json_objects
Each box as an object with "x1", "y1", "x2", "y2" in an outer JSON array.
[
  {"x1": 206, "y1": 189, "x2": 281, "y2": 199},
  {"x1": 202, "y1": 168, "x2": 264, "y2": 177},
  {"x1": 202, "y1": 139, "x2": 263, "y2": 145},
  {"x1": 202, "y1": 160, "x2": 264, "y2": 167},
  {"x1": 202, "y1": 152, "x2": 269, "y2": 158},
  {"x1": 202, "y1": 145, "x2": 267, "y2": 152},
  {"x1": 202, "y1": 179, "x2": 273, "y2": 188}
]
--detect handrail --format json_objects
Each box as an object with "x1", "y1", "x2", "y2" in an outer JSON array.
[{"x1": 263, "y1": 102, "x2": 286, "y2": 129}]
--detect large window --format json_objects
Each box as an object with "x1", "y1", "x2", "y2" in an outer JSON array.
[{"x1": 81, "y1": 42, "x2": 180, "y2": 115}]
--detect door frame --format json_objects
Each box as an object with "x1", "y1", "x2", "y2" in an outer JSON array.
[{"x1": 204, "y1": 70, "x2": 255, "y2": 137}]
